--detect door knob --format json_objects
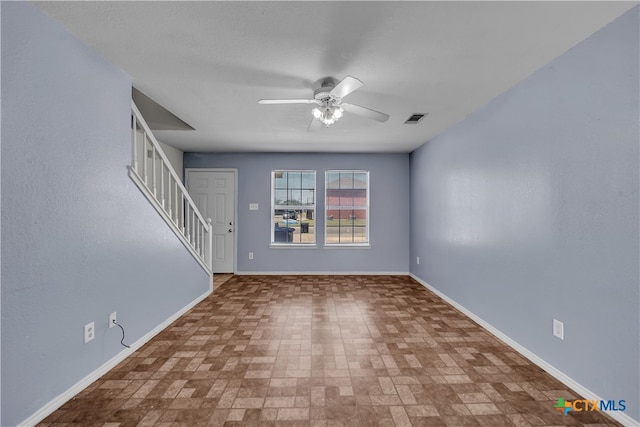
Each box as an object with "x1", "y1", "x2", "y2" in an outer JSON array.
[
  {"x1": 229, "y1": 222, "x2": 233, "y2": 226},
  {"x1": 228, "y1": 229, "x2": 233, "y2": 233}
]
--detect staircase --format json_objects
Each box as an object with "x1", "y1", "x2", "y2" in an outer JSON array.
[{"x1": 129, "y1": 101, "x2": 213, "y2": 276}]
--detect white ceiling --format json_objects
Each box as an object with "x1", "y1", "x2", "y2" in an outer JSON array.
[{"x1": 35, "y1": 1, "x2": 636, "y2": 153}]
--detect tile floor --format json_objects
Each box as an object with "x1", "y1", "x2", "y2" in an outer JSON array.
[
  {"x1": 213, "y1": 274, "x2": 234, "y2": 289},
  {"x1": 40, "y1": 275, "x2": 621, "y2": 426}
]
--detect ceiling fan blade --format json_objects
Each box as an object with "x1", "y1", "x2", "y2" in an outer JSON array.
[
  {"x1": 330, "y1": 76, "x2": 363, "y2": 99},
  {"x1": 342, "y1": 103, "x2": 389, "y2": 122},
  {"x1": 307, "y1": 116, "x2": 322, "y2": 132},
  {"x1": 258, "y1": 99, "x2": 318, "y2": 104}
]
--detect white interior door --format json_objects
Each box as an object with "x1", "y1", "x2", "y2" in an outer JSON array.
[{"x1": 187, "y1": 170, "x2": 236, "y2": 273}]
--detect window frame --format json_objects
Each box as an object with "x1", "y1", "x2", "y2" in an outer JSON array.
[
  {"x1": 324, "y1": 170, "x2": 370, "y2": 247},
  {"x1": 271, "y1": 169, "x2": 317, "y2": 247}
]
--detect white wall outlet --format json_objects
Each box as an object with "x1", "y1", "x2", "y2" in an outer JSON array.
[
  {"x1": 553, "y1": 319, "x2": 564, "y2": 340},
  {"x1": 417, "y1": 256, "x2": 420, "y2": 265},
  {"x1": 249, "y1": 252, "x2": 254, "y2": 260},
  {"x1": 249, "y1": 203, "x2": 259, "y2": 211},
  {"x1": 109, "y1": 312, "x2": 117, "y2": 328},
  {"x1": 84, "y1": 322, "x2": 95, "y2": 343}
]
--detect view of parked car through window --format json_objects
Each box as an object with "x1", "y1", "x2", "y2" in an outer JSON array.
[
  {"x1": 272, "y1": 171, "x2": 316, "y2": 244},
  {"x1": 271, "y1": 170, "x2": 369, "y2": 246}
]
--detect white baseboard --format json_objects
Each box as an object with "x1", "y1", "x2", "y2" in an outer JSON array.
[
  {"x1": 19, "y1": 287, "x2": 213, "y2": 427},
  {"x1": 235, "y1": 271, "x2": 410, "y2": 276},
  {"x1": 21, "y1": 274, "x2": 636, "y2": 427},
  {"x1": 409, "y1": 273, "x2": 638, "y2": 427}
]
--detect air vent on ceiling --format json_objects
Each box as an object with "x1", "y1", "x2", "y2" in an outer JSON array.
[{"x1": 404, "y1": 113, "x2": 427, "y2": 124}]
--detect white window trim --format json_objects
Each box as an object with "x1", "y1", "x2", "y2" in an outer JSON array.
[
  {"x1": 324, "y1": 243, "x2": 371, "y2": 249},
  {"x1": 324, "y1": 170, "x2": 370, "y2": 247},
  {"x1": 271, "y1": 169, "x2": 317, "y2": 246}
]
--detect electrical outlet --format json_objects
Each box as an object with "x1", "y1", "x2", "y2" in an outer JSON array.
[
  {"x1": 417, "y1": 256, "x2": 420, "y2": 265},
  {"x1": 249, "y1": 252, "x2": 254, "y2": 260},
  {"x1": 84, "y1": 322, "x2": 95, "y2": 343},
  {"x1": 109, "y1": 312, "x2": 117, "y2": 328},
  {"x1": 553, "y1": 319, "x2": 564, "y2": 340}
]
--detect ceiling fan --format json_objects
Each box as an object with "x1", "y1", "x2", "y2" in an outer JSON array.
[{"x1": 258, "y1": 76, "x2": 389, "y2": 127}]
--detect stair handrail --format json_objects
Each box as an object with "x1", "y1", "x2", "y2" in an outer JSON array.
[{"x1": 129, "y1": 100, "x2": 213, "y2": 276}]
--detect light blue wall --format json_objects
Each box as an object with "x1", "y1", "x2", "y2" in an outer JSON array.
[
  {"x1": 1, "y1": 3, "x2": 211, "y2": 425},
  {"x1": 184, "y1": 153, "x2": 410, "y2": 273},
  {"x1": 410, "y1": 7, "x2": 639, "y2": 422}
]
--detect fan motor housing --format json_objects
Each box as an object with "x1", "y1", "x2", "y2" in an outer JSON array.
[
  {"x1": 313, "y1": 88, "x2": 333, "y2": 102},
  {"x1": 313, "y1": 77, "x2": 338, "y2": 102}
]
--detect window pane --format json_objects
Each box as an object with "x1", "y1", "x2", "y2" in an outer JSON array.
[
  {"x1": 326, "y1": 224, "x2": 339, "y2": 244},
  {"x1": 272, "y1": 170, "x2": 315, "y2": 245},
  {"x1": 301, "y1": 172, "x2": 315, "y2": 189},
  {"x1": 282, "y1": 171, "x2": 297, "y2": 188},
  {"x1": 326, "y1": 171, "x2": 340, "y2": 189},
  {"x1": 338, "y1": 189, "x2": 355, "y2": 206},
  {"x1": 274, "y1": 189, "x2": 287, "y2": 205},
  {"x1": 338, "y1": 224, "x2": 367, "y2": 243},
  {"x1": 353, "y1": 188, "x2": 367, "y2": 207},
  {"x1": 353, "y1": 172, "x2": 367, "y2": 189},
  {"x1": 288, "y1": 189, "x2": 301, "y2": 205},
  {"x1": 301, "y1": 189, "x2": 315, "y2": 206},
  {"x1": 274, "y1": 171, "x2": 286, "y2": 188},
  {"x1": 352, "y1": 209, "x2": 367, "y2": 221},
  {"x1": 325, "y1": 170, "x2": 369, "y2": 245},
  {"x1": 274, "y1": 209, "x2": 315, "y2": 243},
  {"x1": 326, "y1": 189, "x2": 338, "y2": 207},
  {"x1": 293, "y1": 209, "x2": 314, "y2": 243},
  {"x1": 338, "y1": 210, "x2": 352, "y2": 220}
]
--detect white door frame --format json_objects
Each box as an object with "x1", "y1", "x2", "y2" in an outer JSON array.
[{"x1": 185, "y1": 168, "x2": 238, "y2": 274}]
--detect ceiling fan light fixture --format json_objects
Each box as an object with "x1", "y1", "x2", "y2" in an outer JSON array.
[
  {"x1": 259, "y1": 75, "x2": 389, "y2": 126},
  {"x1": 312, "y1": 104, "x2": 343, "y2": 127}
]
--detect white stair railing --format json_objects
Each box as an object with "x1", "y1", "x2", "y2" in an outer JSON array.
[{"x1": 129, "y1": 101, "x2": 213, "y2": 275}]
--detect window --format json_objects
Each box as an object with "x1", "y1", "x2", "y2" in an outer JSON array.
[
  {"x1": 272, "y1": 170, "x2": 316, "y2": 245},
  {"x1": 325, "y1": 170, "x2": 369, "y2": 245}
]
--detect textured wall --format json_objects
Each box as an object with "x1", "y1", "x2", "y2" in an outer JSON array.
[
  {"x1": 184, "y1": 152, "x2": 410, "y2": 273},
  {"x1": 159, "y1": 140, "x2": 184, "y2": 182},
  {"x1": 1, "y1": 3, "x2": 211, "y2": 425},
  {"x1": 410, "y1": 7, "x2": 639, "y2": 422}
]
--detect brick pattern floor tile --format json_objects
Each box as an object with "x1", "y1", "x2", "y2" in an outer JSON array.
[{"x1": 39, "y1": 275, "x2": 621, "y2": 426}]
